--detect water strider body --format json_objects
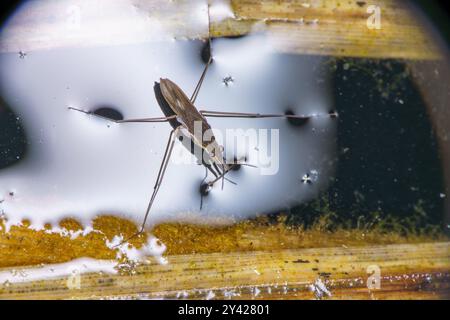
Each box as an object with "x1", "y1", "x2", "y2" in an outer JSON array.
[
  {"x1": 69, "y1": 47, "x2": 337, "y2": 241},
  {"x1": 155, "y1": 76, "x2": 230, "y2": 180}
]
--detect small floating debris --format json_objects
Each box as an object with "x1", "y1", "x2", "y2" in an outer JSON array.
[
  {"x1": 301, "y1": 173, "x2": 312, "y2": 184},
  {"x1": 222, "y1": 75, "x2": 234, "y2": 86},
  {"x1": 18, "y1": 51, "x2": 27, "y2": 59},
  {"x1": 309, "y1": 278, "x2": 331, "y2": 299},
  {"x1": 310, "y1": 169, "x2": 319, "y2": 181},
  {"x1": 302, "y1": 170, "x2": 319, "y2": 184},
  {"x1": 205, "y1": 290, "x2": 215, "y2": 300}
]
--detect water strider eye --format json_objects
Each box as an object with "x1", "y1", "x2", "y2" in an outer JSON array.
[{"x1": 92, "y1": 106, "x2": 124, "y2": 121}]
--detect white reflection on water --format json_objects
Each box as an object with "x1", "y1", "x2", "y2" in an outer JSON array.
[{"x1": 0, "y1": 0, "x2": 336, "y2": 230}]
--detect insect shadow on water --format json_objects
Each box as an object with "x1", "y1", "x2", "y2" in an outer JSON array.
[
  {"x1": 68, "y1": 10, "x2": 338, "y2": 245},
  {"x1": 92, "y1": 106, "x2": 124, "y2": 121}
]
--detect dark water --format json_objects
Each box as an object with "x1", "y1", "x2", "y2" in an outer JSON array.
[{"x1": 290, "y1": 58, "x2": 446, "y2": 231}]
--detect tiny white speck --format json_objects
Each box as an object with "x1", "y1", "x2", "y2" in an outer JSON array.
[{"x1": 205, "y1": 291, "x2": 215, "y2": 300}]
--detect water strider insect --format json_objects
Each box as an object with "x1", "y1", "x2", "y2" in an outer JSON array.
[{"x1": 69, "y1": 37, "x2": 338, "y2": 242}]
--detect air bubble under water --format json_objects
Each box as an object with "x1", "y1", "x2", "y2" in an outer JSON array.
[{"x1": 0, "y1": 0, "x2": 337, "y2": 231}]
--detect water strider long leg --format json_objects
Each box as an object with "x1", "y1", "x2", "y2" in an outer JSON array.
[
  {"x1": 212, "y1": 162, "x2": 225, "y2": 189},
  {"x1": 190, "y1": 6, "x2": 213, "y2": 105},
  {"x1": 198, "y1": 109, "x2": 337, "y2": 185},
  {"x1": 190, "y1": 55, "x2": 212, "y2": 104},
  {"x1": 118, "y1": 127, "x2": 180, "y2": 245},
  {"x1": 200, "y1": 110, "x2": 338, "y2": 119},
  {"x1": 68, "y1": 107, "x2": 177, "y2": 123},
  {"x1": 199, "y1": 166, "x2": 208, "y2": 210},
  {"x1": 201, "y1": 166, "x2": 209, "y2": 184}
]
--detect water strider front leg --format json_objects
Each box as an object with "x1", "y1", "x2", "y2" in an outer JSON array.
[
  {"x1": 68, "y1": 107, "x2": 177, "y2": 123},
  {"x1": 190, "y1": 55, "x2": 213, "y2": 104},
  {"x1": 203, "y1": 161, "x2": 257, "y2": 191},
  {"x1": 199, "y1": 110, "x2": 338, "y2": 119}
]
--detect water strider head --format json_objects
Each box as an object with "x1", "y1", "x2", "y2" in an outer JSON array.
[{"x1": 155, "y1": 78, "x2": 229, "y2": 174}]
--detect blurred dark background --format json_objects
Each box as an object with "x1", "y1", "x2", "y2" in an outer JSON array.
[{"x1": 414, "y1": 0, "x2": 450, "y2": 44}]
